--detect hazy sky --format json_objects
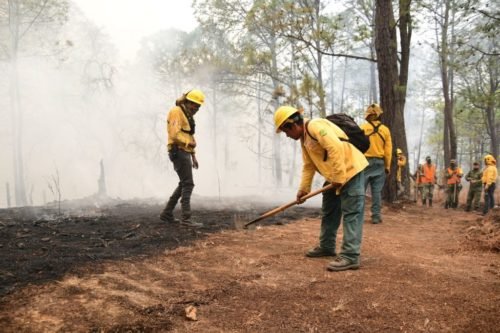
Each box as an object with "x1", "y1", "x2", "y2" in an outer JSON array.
[{"x1": 73, "y1": 0, "x2": 198, "y2": 61}]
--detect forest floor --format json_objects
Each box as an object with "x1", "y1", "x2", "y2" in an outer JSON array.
[{"x1": 0, "y1": 195, "x2": 499, "y2": 332}]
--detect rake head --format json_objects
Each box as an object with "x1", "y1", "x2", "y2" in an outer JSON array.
[{"x1": 233, "y1": 212, "x2": 259, "y2": 231}]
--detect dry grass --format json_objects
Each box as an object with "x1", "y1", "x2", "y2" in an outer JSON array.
[{"x1": 463, "y1": 207, "x2": 500, "y2": 252}]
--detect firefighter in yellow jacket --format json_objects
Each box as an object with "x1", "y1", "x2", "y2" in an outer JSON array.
[
  {"x1": 482, "y1": 154, "x2": 497, "y2": 215},
  {"x1": 360, "y1": 104, "x2": 393, "y2": 224},
  {"x1": 160, "y1": 89, "x2": 205, "y2": 227},
  {"x1": 396, "y1": 148, "x2": 406, "y2": 197},
  {"x1": 274, "y1": 106, "x2": 368, "y2": 271}
]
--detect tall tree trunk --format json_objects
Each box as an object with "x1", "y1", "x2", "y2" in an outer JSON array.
[
  {"x1": 485, "y1": 103, "x2": 498, "y2": 158},
  {"x1": 270, "y1": 33, "x2": 282, "y2": 186},
  {"x1": 369, "y1": 5, "x2": 378, "y2": 102},
  {"x1": 397, "y1": 0, "x2": 412, "y2": 195},
  {"x1": 486, "y1": 62, "x2": 498, "y2": 157},
  {"x1": 416, "y1": 106, "x2": 425, "y2": 169},
  {"x1": 313, "y1": 0, "x2": 326, "y2": 117},
  {"x1": 340, "y1": 58, "x2": 347, "y2": 113},
  {"x1": 97, "y1": 159, "x2": 107, "y2": 197},
  {"x1": 375, "y1": 0, "x2": 411, "y2": 202},
  {"x1": 257, "y1": 74, "x2": 262, "y2": 182},
  {"x1": 438, "y1": 0, "x2": 457, "y2": 163},
  {"x1": 369, "y1": 59, "x2": 378, "y2": 103},
  {"x1": 330, "y1": 57, "x2": 335, "y2": 113},
  {"x1": 443, "y1": 119, "x2": 450, "y2": 164},
  {"x1": 9, "y1": 0, "x2": 28, "y2": 206},
  {"x1": 288, "y1": 43, "x2": 298, "y2": 186}
]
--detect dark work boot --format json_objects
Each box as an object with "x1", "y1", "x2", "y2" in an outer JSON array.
[
  {"x1": 181, "y1": 218, "x2": 203, "y2": 227},
  {"x1": 159, "y1": 211, "x2": 179, "y2": 223},
  {"x1": 429, "y1": 199, "x2": 432, "y2": 207},
  {"x1": 163, "y1": 186, "x2": 181, "y2": 217},
  {"x1": 306, "y1": 246, "x2": 336, "y2": 258},
  {"x1": 327, "y1": 257, "x2": 360, "y2": 272},
  {"x1": 180, "y1": 209, "x2": 203, "y2": 228},
  {"x1": 422, "y1": 199, "x2": 426, "y2": 206}
]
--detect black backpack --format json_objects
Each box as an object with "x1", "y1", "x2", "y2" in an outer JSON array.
[{"x1": 305, "y1": 113, "x2": 370, "y2": 161}]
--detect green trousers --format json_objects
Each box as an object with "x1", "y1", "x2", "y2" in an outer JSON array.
[
  {"x1": 446, "y1": 184, "x2": 462, "y2": 208},
  {"x1": 319, "y1": 172, "x2": 365, "y2": 264},
  {"x1": 421, "y1": 183, "x2": 434, "y2": 201},
  {"x1": 466, "y1": 186, "x2": 482, "y2": 210}
]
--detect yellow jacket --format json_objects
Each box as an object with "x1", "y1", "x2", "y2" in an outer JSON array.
[
  {"x1": 482, "y1": 155, "x2": 497, "y2": 187},
  {"x1": 300, "y1": 118, "x2": 369, "y2": 194},
  {"x1": 360, "y1": 120, "x2": 393, "y2": 171},
  {"x1": 167, "y1": 105, "x2": 196, "y2": 153},
  {"x1": 396, "y1": 154, "x2": 406, "y2": 182}
]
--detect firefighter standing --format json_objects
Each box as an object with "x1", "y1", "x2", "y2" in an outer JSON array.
[
  {"x1": 413, "y1": 164, "x2": 425, "y2": 204},
  {"x1": 160, "y1": 89, "x2": 205, "y2": 227},
  {"x1": 445, "y1": 159, "x2": 463, "y2": 209},
  {"x1": 465, "y1": 162, "x2": 483, "y2": 212},
  {"x1": 420, "y1": 156, "x2": 437, "y2": 207},
  {"x1": 482, "y1": 154, "x2": 498, "y2": 215},
  {"x1": 396, "y1": 148, "x2": 406, "y2": 198},
  {"x1": 360, "y1": 104, "x2": 393, "y2": 224}
]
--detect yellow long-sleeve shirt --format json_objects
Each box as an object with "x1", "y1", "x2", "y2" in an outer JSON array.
[
  {"x1": 300, "y1": 118, "x2": 369, "y2": 194},
  {"x1": 397, "y1": 154, "x2": 406, "y2": 182},
  {"x1": 167, "y1": 106, "x2": 196, "y2": 153},
  {"x1": 482, "y1": 165, "x2": 498, "y2": 187},
  {"x1": 360, "y1": 120, "x2": 392, "y2": 171}
]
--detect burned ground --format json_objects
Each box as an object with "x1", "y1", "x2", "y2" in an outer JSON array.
[
  {"x1": 0, "y1": 199, "x2": 316, "y2": 297},
  {"x1": 0, "y1": 198, "x2": 498, "y2": 332}
]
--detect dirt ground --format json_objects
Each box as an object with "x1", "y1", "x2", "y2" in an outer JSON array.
[{"x1": 0, "y1": 196, "x2": 499, "y2": 332}]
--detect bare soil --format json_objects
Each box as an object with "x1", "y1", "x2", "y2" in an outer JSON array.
[{"x1": 0, "y1": 197, "x2": 498, "y2": 332}]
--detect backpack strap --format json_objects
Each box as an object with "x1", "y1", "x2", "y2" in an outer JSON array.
[
  {"x1": 367, "y1": 120, "x2": 385, "y2": 144},
  {"x1": 179, "y1": 104, "x2": 196, "y2": 135},
  {"x1": 304, "y1": 120, "x2": 316, "y2": 140},
  {"x1": 305, "y1": 120, "x2": 347, "y2": 162}
]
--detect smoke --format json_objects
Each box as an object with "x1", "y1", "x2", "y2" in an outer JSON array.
[{"x1": 0, "y1": 12, "x2": 303, "y2": 209}]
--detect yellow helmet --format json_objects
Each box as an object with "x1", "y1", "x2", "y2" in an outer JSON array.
[
  {"x1": 185, "y1": 89, "x2": 205, "y2": 105},
  {"x1": 396, "y1": 148, "x2": 402, "y2": 155},
  {"x1": 484, "y1": 154, "x2": 496, "y2": 165},
  {"x1": 274, "y1": 106, "x2": 300, "y2": 133},
  {"x1": 365, "y1": 103, "x2": 383, "y2": 118}
]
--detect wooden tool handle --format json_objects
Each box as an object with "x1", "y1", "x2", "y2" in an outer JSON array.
[{"x1": 244, "y1": 183, "x2": 335, "y2": 228}]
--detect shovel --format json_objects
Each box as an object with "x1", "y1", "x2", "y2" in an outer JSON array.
[{"x1": 240, "y1": 183, "x2": 335, "y2": 229}]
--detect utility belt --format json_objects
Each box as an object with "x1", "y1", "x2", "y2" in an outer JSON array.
[
  {"x1": 168, "y1": 144, "x2": 189, "y2": 162},
  {"x1": 168, "y1": 143, "x2": 179, "y2": 152}
]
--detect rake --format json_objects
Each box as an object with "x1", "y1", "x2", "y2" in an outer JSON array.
[{"x1": 234, "y1": 183, "x2": 335, "y2": 230}]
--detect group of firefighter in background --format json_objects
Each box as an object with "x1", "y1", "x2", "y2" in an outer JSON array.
[
  {"x1": 412, "y1": 155, "x2": 497, "y2": 215},
  {"x1": 161, "y1": 88, "x2": 498, "y2": 272}
]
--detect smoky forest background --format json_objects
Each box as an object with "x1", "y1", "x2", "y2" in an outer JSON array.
[{"x1": 0, "y1": 0, "x2": 498, "y2": 209}]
